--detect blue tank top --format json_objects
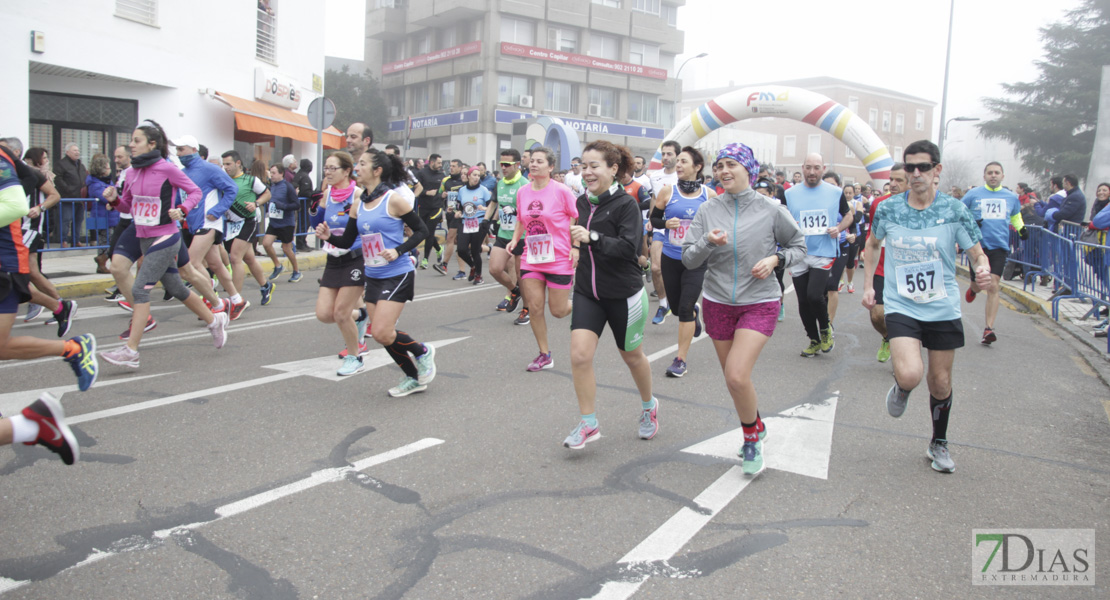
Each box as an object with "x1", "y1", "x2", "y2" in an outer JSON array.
[
  {"x1": 662, "y1": 184, "x2": 710, "y2": 260},
  {"x1": 323, "y1": 186, "x2": 359, "y2": 257},
  {"x1": 357, "y1": 190, "x2": 413, "y2": 279}
]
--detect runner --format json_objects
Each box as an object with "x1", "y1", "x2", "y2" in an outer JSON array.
[
  {"x1": 488, "y1": 149, "x2": 528, "y2": 316},
  {"x1": 648, "y1": 141, "x2": 680, "y2": 324},
  {"x1": 174, "y1": 135, "x2": 237, "y2": 318},
  {"x1": 785, "y1": 153, "x2": 853, "y2": 357},
  {"x1": 309, "y1": 151, "x2": 369, "y2": 369},
  {"x1": 220, "y1": 150, "x2": 274, "y2": 309},
  {"x1": 682, "y1": 143, "x2": 805, "y2": 475},
  {"x1": 315, "y1": 149, "x2": 437, "y2": 395},
  {"x1": 103, "y1": 145, "x2": 133, "y2": 302},
  {"x1": 455, "y1": 167, "x2": 492, "y2": 285},
  {"x1": 563, "y1": 140, "x2": 656, "y2": 449},
  {"x1": 0, "y1": 393, "x2": 81, "y2": 465},
  {"x1": 823, "y1": 176, "x2": 856, "y2": 331},
  {"x1": 0, "y1": 141, "x2": 98, "y2": 393},
  {"x1": 961, "y1": 161, "x2": 1024, "y2": 345},
  {"x1": 262, "y1": 163, "x2": 302, "y2": 282},
  {"x1": 414, "y1": 154, "x2": 445, "y2": 269},
  {"x1": 436, "y1": 160, "x2": 467, "y2": 279},
  {"x1": 863, "y1": 140, "x2": 992, "y2": 474},
  {"x1": 506, "y1": 147, "x2": 577, "y2": 371},
  {"x1": 865, "y1": 164, "x2": 907, "y2": 362},
  {"x1": 841, "y1": 184, "x2": 866, "y2": 293},
  {"x1": 649, "y1": 146, "x2": 715, "y2": 378},
  {"x1": 564, "y1": 157, "x2": 585, "y2": 196},
  {"x1": 98, "y1": 120, "x2": 228, "y2": 368},
  {"x1": 753, "y1": 177, "x2": 789, "y2": 321}
]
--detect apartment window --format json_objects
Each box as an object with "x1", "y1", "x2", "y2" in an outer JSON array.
[
  {"x1": 386, "y1": 90, "x2": 404, "y2": 115},
  {"x1": 413, "y1": 33, "x2": 431, "y2": 55},
  {"x1": 845, "y1": 145, "x2": 854, "y2": 159},
  {"x1": 628, "y1": 92, "x2": 658, "y2": 123},
  {"x1": 548, "y1": 27, "x2": 578, "y2": 53},
  {"x1": 588, "y1": 86, "x2": 617, "y2": 119},
  {"x1": 545, "y1": 81, "x2": 576, "y2": 113},
  {"x1": 868, "y1": 109, "x2": 878, "y2": 130},
  {"x1": 592, "y1": 0, "x2": 621, "y2": 6},
  {"x1": 255, "y1": 1, "x2": 277, "y2": 63},
  {"x1": 437, "y1": 27, "x2": 457, "y2": 50},
  {"x1": 783, "y1": 135, "x2": 797, "y2": 158},
  {"x1": 116, "y1": 0, "x2": 158, "y2": 26},
  {"x1": 848, "y1": 96, "x2": 859, "y2": 114},
  {"x1": 659, "y1": 100, "x2": 675, "y2": 128},
  {"x1": 498, "y1": 75, "x2": 531, "y2": 105},
  {"x1": 661, "y1": 4, "x2": 678, "y2": 26},
  {"x1": 895, "y1": 113, "x2": 905, "y2": 134},
  {"x1": 383, "y1": 40, "x2": 403, "y2": 63},
  {"x1": 629, "y1": 41, "x2": 660, "y2": 67},
  {"x1": 632, "y1": 0, "x2": 661, "y2": 15},
  {"x1": 882, "y1": 111, "x2": 892, "y2": 132},
  {"x1": 893, "y1": 146, "x2": 904, "y2": 161},
  {"x1": 915, "y1": 109, "x2": 925, "y2": 131},
  {"x1": 413, "y1": 85, "x2": 429, "y2": 114},
  {"x1": 589, "y1": 33, "x2": 620, "y2": 60},
  {"x1": 463, "y1": 75, "x2": 483, "y2": 107},
  {"x1": 807, "y1": 134, "x2": 821, "y2": 156},
  {"x1": 501, "y1": 17, "x2": 535, "y2": 45},
  {"x1": 439, "y1": 80, "x2": 455, "y2": 110}
]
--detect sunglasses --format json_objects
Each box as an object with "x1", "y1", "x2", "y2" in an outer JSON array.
[
  {"x1": 499, "y1": 161, "x2": 517, "y2": 167},
  {"x1": 904, "y1": 162, "x2": 937, "y2": 174}
]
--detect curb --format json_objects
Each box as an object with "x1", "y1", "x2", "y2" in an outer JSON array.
[
  {"x1": 54, "y1": 252, "x2": 331, "y2": 300},
  {"x1": 955, "y1": 264, "x2": 1049, "y2": 316}
]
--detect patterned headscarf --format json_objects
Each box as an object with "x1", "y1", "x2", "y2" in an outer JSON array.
[{"x1": 714, "y1": 143, "x2": 760, "y2": 186}]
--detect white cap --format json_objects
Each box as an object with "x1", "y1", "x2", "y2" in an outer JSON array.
[{"x1": 172, "y1": 134, "x2": 199, "y2": 150}]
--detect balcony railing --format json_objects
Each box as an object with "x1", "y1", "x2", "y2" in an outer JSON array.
[{"x1": 256, "y1": 9, "x2": 277, "y2": 64}]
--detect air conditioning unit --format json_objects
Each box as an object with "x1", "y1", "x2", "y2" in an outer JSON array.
[
  {"x1": 587, "y1": 103, "x2": 602, "y2": 117},
  {"x1": 389, "y1": 106, "x2": 400, "y2": 117},
  {"x1": 516, "y1": 95, "x2": 534, "y2": 108}
]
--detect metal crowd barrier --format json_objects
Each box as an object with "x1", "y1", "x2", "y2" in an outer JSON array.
[{"x1": 1057, "y1": 220, "x2": 1083, "y2": 242}]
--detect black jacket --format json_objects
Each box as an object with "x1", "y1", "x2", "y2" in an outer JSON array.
[
  {"x1": 293, "y1": 170, "x2": 314, "y2": 199},
  {"x1": 574, "y1": 186, "x2": 644, "y2": 300},
  {"x1": 54, "y1": 156, "x2": 87, "y2": 198},
  {"x1": 415, "y1": 166, "x2": 445, "y2": 209}
]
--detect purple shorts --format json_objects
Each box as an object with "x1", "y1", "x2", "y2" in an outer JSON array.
[{"x1": 703, "y1": 298, "x2": 779, "y2": 340}]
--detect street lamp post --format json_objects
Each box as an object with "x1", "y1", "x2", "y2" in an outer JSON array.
[
  {"x1": 673, "y1": 52, "x2": 708, "y2": 124},
  {"x1": 944, "y1": 116, "x2": 980, "y2": 147},
  {"x1": 938, "y1": 0, "x2": 956, "y2": 157}
]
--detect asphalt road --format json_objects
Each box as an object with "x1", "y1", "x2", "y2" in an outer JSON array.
[{"x1": 1, "y1": 265, "x2": 1107, "y2": 599}]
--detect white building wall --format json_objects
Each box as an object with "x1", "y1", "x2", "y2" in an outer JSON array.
[{"x1": 1, "y1": 0, "x2": 326, "y2": 159}]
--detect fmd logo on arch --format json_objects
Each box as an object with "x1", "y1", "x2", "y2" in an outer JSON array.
[{"x1": 972, "y1": 529, "x2": 1094, "y2": 586}]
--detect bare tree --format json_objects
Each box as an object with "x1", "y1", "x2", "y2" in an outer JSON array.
[{"x1": 939, "y1": 153, "x2": 977, "y2": 193}]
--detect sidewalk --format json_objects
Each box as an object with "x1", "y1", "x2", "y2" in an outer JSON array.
[{"x1": 957, "y1": 264, "x2": 1109, "y2": 357}]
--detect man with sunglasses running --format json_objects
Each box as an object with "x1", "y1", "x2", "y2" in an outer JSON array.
[
  {"x1": 489, "y1": 150, "x2": 529, "y2": 320},
  {"x1": 863, "y1": 140, "x2": 993, "y2": 474}
]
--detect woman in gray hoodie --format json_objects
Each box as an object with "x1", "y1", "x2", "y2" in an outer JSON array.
[{"x1": 681, "y1": 143, "x2": 806, "y2": 477}]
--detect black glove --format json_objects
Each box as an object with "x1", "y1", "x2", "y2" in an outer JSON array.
[{"x1": 1018, "y1": 227, "x2": 1029, "y2": 240}]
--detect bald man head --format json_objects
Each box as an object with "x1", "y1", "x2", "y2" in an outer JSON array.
[
  {"x1": 802, "y1": 153, "x2": 825, "y2": 187},
  {"x1": 346, "y1": 123, "x2": 373, "y2": 157}
]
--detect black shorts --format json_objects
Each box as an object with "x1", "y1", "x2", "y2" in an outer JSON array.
[
  {"x1": 984, "y1": 248, "x2": 1008, "y2": 277},
  {"x1": 0, "y1": 272, "x2": 33, "y2": 314},
  {"x1": 185, "y1": 226, "x2": 224, "y2": 248},
  {"x1": 493, "y1": 236, "x2": 525, "y2": 256},
  {"x1": 225, "y1": 218, "x2": 257, "y2": 245},
  {"x1": 364, "y1": 271, "x2": 415, "y2": 304},
  {"x1": 873, "y1": 274, "x2": 884, "y2": 305},
  {"x1": 520, "y1": 269, "x2": 573, "y2": 289},
  {"x1": 113, "y1": 221, "x2": 141, "y2": 262},
  {"x1": 885, "y1": 312, "x2": 964, "y2": 350},
  {"x1": 827, "y1": 254, "x2": 849, "y2": 291},
  {"x1": 266, "y1": 225, "x2": 295, "y2": 244},
  {"x1": 26, "y1": 235, "x2": 45, "y2": 270},
  {"x1": 320, "y1": 253, "x2": 365, "y2": 288},
  {"x1": 570, "y1": 290, "x2": 649, "y2": 351},
  {"x1": 446, "y1": 216, "x2": 462, "y2": 231}
]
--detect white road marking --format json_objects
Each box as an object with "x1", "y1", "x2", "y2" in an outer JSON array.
[
  {"x1": 0, "y1": 373, "x2": 176, "y2": 418},
  {"x1": 265, "y1": 337, "x2": 468, "y2": 382},
  {"x1": 645, "y1": 335, "x2": 706, "y2": 364},
  {"x1": 0, "y1": 438, "x2": 444, "y2": 596},
  {"x1": 11, "y1": 304, "x2": 177, "y2": 330},
  {"x1": 586, "y1": 395, "x2": 839, "y2": 600}
]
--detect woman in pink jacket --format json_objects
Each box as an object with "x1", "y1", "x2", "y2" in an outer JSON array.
[{"x1": 99, "y1": 120, "x2": 228, "y2": 368}]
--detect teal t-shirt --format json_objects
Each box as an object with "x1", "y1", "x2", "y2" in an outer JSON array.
[
  {"x1": 872, "y1": 192, "x2": 982, "y2": 322},
  {"x1": 962, "y1": 185, "x2": 1020, "y2": 251}
]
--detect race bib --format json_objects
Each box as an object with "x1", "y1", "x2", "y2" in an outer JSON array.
[
  {"x1": 132, "y1": 195, "x2": 161, "y2": 227},
  {"x1": 500, "y1": 207, "x2": 516, "y2": 229},
  {"x1": 526, "y1": 233, "x2": 555, "y2": 264},
  {"x1": 361, "y1": 232, "x2": 386, "y2": 267},
  {"x1": 463, "y1": 217, "x2": 481, "y2": 234},
  {"x1": 981, "y1": 198, "x2": 1006, "y2": 220},
  {"x1": 799, "y1": 209, "x2": 828, "y2": 236},
  {"x1": 268, "y1": 203, "x2": 283, "y2": 219},
  {"x1": 895, "y1": 259, "x2": 947, "y2": 304},
  {"x1": 447, "y1": 191, "x2": 459, "y2": 211},
  {"x1": 669, "y1": 219, "x2": 692, "y2": 245},
  {"x1": 225, "y1": 220, "x2": 244, "y2": 239}
]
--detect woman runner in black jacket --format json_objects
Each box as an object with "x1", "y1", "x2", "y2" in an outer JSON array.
[{"x1": 562, "y1": 140, "x2": 658, "y2": 450}]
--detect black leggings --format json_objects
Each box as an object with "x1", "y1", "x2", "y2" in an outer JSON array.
[
  {"x1": 457, "y1": 222, "x2": 489, "y2": 275},
  {"x1": 792, "y1": 266, "x2": 832, "y2": 341},
  {"x1": 419, "y1": 204, "x2": 442, "y2": 259},
  {"x1": 661, "y1": 254, "x2": 705, "y2": 322},
  {"x1": 844, "y1": 239, "x2": 860, "y2": 270}
]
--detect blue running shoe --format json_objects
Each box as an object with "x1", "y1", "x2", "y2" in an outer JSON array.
[
  {"x1": 563, "y1": 420, "x2": 600, "y2": 449},
  {"x1": 652, "y1": 305, "x2": 669, "y2": 325},
  {"x1": 337, "y1": 355, "x2": 365, "y2": 377},
  {"x1": 64, "y1": 334, "x2": 98, "y2": 391}
]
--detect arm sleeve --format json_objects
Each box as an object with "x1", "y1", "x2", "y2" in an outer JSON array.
[
  {"x1": 326, "y1": 216, "x2": 361, "y2": 250},
  {"x1": 394, "y1": 206, "x2": 428, "y2": 255},
  {"x1": 1010, "y1": 211, "x2": 1025, "y2": 231},
  {"x1": 839, "y1": 196, "x2": 850, "y2": 215},
  {"x1": 650, "y1": 206, "x2": 667, "y2": 229},
  {"x1": 0, "y1": 187, "x2": 29, "y2": 227}
]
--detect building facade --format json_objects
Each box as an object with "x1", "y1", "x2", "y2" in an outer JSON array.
[
  {"x1": 2, "y1": 0, "x2": 338, "y2": 178},
  {"x1": 364, "y1": 0, "x2": 686, "y2": 166},
  {"x1": 678, "y1": 77, "x2": 936, "y2": 186}
]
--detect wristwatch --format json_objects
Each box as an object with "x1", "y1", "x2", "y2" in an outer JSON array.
[
  {"x1": 775, "y1": 251, "x2": 786, "y2": 267},
  {"x1": 589, "y1": 231, "x2": 600, "y2": 245}
]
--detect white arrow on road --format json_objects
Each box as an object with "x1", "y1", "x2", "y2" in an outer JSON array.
[
  {"x1": 263, "y1": 337, "x2": 468, "y2": 382},
  {"x1": 587, "y1": 394, "x2": 838, "y2": 600},
  {"x1": 0, "y1": 372, "x2": 176, "y2": 418}
]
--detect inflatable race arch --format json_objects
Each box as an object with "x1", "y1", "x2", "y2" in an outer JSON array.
[{"x1": 650, "y1": 86, "x2": 894, "y2": 184}]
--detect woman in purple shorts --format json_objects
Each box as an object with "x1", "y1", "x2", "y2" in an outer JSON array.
[{"x1": 681, "y1": 143, "x2": 805, "y2": 477}]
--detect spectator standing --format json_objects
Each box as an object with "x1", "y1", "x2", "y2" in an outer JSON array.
[
  {"x1": 282, "y1": 154, "x2": 297, "y2": 184},
  {"x1": 53, "y1": 143, "x2": 87, "y2": 247},
  {"x1": 84, "y1": 154, "x2": 118, "y2": 272}
]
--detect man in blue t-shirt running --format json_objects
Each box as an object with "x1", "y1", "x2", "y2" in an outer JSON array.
[{"x1": 863, "y1": 140, "x2": 994, "y2": 475}]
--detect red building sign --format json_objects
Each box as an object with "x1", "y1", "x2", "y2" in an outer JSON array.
[
  {"x1": 383, "y1": 41, "x2": 482, "y2": 74},
  {"x1": 499, "y1": 42, "x2": 668, "y2": 80}
]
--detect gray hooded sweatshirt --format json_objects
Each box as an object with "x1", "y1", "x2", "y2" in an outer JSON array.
[{"x1": 681, "y1": 188, "x2": 807, "y2": 306}]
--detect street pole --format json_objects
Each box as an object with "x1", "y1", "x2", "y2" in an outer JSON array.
[
  {"x1": 938, "y1": 0, "x2": 956, "y2": 158},
  {"x1": 673, "y1": 53, "x2": 708, "y2": 126}
]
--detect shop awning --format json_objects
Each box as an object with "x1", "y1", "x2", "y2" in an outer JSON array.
[{"x1": 212, "y1": 91, "x2": 344, "y2": 148}]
